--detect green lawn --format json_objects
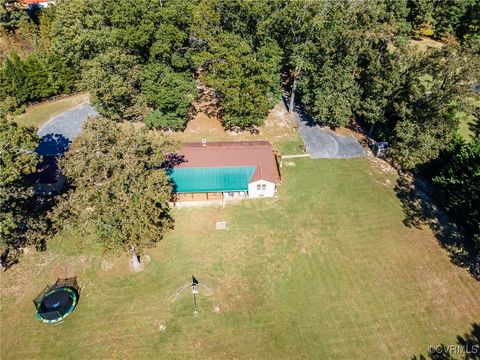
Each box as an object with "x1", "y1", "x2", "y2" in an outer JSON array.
[
  {"x1": 13, "y1": 92, "x2": 89, "y2": 129},
  {"x1": 458, "y1": 97, "x2": 480, "y2": 142},
  {"x1": 1, "y1": 157, "x2": 479, "y2": 359}
]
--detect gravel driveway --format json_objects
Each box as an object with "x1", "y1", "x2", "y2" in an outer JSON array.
[
  {"x1": 37, "y1": 103, "x2": 98, "y2": 156},
  {"x1": 292, "y1": 103, "x2": 367, "y2": 159}
]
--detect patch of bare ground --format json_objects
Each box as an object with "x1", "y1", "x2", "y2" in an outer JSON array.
[
  {"x1": 0, "y1": 28, "x2": 35, "y2": 61},
  {"x1": 27, "y1": 91, "x2": 90, "y2": 110},
  {"x1": 167, "y1": 78, "x2": 298, "y2": 149},
  {"x1": 171, "y1": 100, "x2": 296, "y2": 146},
  {"x1": 409, "y1": 37, "x2": 445, "y2": 52}
]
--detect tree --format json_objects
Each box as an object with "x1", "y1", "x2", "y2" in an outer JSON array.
[
  {"x1": 50, "y1": 118, "x2": 176, "y2": 263},
  {"x1": 265, "y1": 0, "x2": 325, "y2": 113},
  {"x1": 433, "y1": 137, "x2": 480, "y2": 253},
  {"x1": 0, "y1": 0, "x2": 30, "y2": 32},
  {"x1": 0, "y1": 51, "x2": 76, "y2": 113},
  {"x1": 142, "y1": 63, "x2": 196, "y2": 130},
  {"x1": 82, "y1": 49, "x2": 146, "y2": 121},
  {"x1": 293, "y1": 1, "x2": 394, "y2": 127},
  {"x1": 51, "y1": 0, "x2": 162, "y2": 69},
  {"x1": 191, "y1": 1, "x2": 282, "y2": 129},
  {"x1": 0, "y1": 119, "x2": 47, "y2": 269},
  {"x1": 388, "y1": 45, "x2": 480, "y2": 169},
  {"x1": 149, "y1": 0, "x2": 197, "y2": 70},
  {"x1": 197, "y1": 33, "x2": 282, "y2": 129},
  {"x1": 458, "y1": 0, "x2": 480, "y2": 47},
  {"x1": 433, "y1": 0, "x2": 474, "y2": 38},
  {"x1": 356, "y1": 43, "x2": 404, "y2": 136},
  {"x1": 408, "y1": 0, "x2": 435, "y2": 37}
]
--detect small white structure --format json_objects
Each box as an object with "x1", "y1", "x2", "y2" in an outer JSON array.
[{"x1": 248, "y1": 179, "x2": 276, "y2": 198}]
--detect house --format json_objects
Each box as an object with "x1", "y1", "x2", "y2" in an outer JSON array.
[
  {"x1": 170, "y1": 141, "x2": 281, "y2": 202},
  {"x1": 22, "y1": 0, "x2": 54, "y2": 9}
]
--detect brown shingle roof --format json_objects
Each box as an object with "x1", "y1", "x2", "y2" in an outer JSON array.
[{"x1": 175, "y1": 141, "x2": 279, "y2": 183}]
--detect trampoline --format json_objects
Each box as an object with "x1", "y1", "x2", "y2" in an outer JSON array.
[{"x1": 33, "y1": 277, "x2": 80, "y2": 324}]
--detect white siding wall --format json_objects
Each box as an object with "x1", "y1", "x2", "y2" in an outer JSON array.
[{"x1": 248, "y1": 180, "x2": 275, "y2": 198}]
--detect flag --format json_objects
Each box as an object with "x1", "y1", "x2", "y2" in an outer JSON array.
[{"x1": 192, "y1": 275, "x2": 199, "y2": 285}]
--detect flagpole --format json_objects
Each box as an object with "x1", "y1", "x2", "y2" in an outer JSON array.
[
  {"x1": 192, "y1": 290, "x2": 198, "y2": 314},
  {"x1": 192, "y1": 275, "x2": 199, "y2": 315}
]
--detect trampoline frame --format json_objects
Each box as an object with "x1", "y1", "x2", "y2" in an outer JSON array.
[{"x1": 33, "y1": 278, "x2": 80, "y2": 324}]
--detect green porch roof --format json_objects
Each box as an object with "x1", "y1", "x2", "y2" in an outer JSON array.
[{"x1": 169, "y1": 166, "x2": 256, "y2": 193}]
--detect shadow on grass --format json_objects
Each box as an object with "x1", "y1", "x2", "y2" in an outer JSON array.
[
  {"x1": 395, "y1": 175, "x2": 480, "y2": 280},
  {"x1": 412, "y1": 323, "x2": 480, "y2": 359}
]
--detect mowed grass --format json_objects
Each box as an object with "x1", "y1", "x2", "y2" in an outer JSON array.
[
  {"x1": 1, "y1": 158, "x2": 479, "y2": 359},
  {"x1": 458, "y1": 97, "x2": 480, "y2": 142},
  {"x1": 13, "y1": 92, "x2": 90, "y2": 128}
]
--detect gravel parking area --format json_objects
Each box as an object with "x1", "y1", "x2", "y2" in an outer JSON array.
[
  {"x1": 293, "y1": 104, "x2": 367, "y2": 159},
  {"x1": 37, "y1": 103, "x2": 98, "y2": 156}
]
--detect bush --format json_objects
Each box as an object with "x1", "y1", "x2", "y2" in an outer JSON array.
[{"x1": 144, "y1": 110, "x2": 187, "y2": 131}]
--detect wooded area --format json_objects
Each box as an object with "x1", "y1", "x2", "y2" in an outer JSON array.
[{"x1": 1, "y1": 0, "x2": 479, "y2": 273}]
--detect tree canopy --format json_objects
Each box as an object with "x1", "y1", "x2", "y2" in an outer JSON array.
[
  {"x1": 0, "y1": 119, "x2": 47, "y2": 269},
  {"x1": 50, "y1": 118, "x2": 177, "y2": 255}
]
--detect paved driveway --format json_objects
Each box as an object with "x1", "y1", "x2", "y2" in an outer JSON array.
[
  {"x1": 293, "y1": 104, "x2": 367, "y2": 159},
  {"x1": 37, "y1": 103, "x2": 98, "y2": 156}
]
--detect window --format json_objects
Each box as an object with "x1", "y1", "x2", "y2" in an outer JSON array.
[{"x1": 257, "y1": 183, "x2": 267, "y2": 191}]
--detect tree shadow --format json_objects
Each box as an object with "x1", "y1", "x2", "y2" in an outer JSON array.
[
  {"x1": 281, "y1": 94, "x2": 318, "y2": 127},
  {"x1": 412, "y1": 323, "x2": 480, "y2": 359},
  {"x1": 395, "y1": 174, "x2": 479, "y2": 279},
  {"x1": 162, "y1": 153, "x2": 186, "y2": 199},
  {"x1": 162, "y1": 153, "x2": 186, "y2": 172},
  {"x1": 36, "y1": 133, "x2": 71, "y2": 157},
  {"x1": 294, "y1": 103, "x2": 318, "y2": 127}
]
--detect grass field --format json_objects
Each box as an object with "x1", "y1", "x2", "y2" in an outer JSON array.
[
  {"x1": 458, "y1": 97, "x2": 480, "y2": 142},
  {"x1": 13, "y1": 92, "x2": 89, "y2": 129},
  {"x1": 1, "y1": 157, "x2": 479, "y2": 359}
]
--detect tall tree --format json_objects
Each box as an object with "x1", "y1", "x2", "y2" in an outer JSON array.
[
  {"x1": 432, "y1": 137, "x2": 480, "y2": 255},
  {"x1": 293, "y1": 1, "x2": 397, "y2": 127},
  {"x1": 433, "y1": 0, "x2": 474, "y2": 38},
  {"x1": 408, "y1": 0, "x2": 435, "y2": 37},
  {"x1": 51, "y1": 0, "x2": 162, "y2": 70},
  {"x1": 356, "y1": 44, "x2": 405, "y2": 137},
  {"x1": 388, "y1": 45, "x2": 480, "y2": 169},
  {"x1": 50, "y1": 118, "x2": 176, "y2": 262},
  {"x1": 0, "y1": 119, "x2": 46, "y2": 269},
  {"x1": 192, "y1": 0, "x2": 282, "y2": 129},
  {"x1": 142, "y1": 63, "x2": 196, "y2": 130},
  {"x1": 82, "y1": 49, "x2": 146, "y2": 121}
]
